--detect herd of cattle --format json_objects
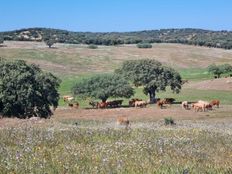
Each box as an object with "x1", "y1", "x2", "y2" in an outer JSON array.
[{"x1": 62, "y1": 95, "x2": 220, "y2": 112}]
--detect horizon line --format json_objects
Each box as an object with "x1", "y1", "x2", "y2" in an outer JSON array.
[{"x1": 1, "y1": 26, "x2": 232, "y2": 33}]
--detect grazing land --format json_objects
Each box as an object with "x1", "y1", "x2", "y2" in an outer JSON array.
[{"x1": 0, "y1": 41, "x2": 232, "y2": 173}]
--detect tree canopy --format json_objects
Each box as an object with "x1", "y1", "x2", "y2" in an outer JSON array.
[
  {"x1": 2, "y1": 28, "x2": 232, "y2": 49},
  {"x1": 0, "y1": 59, "x2": 61, "y2": 118},
  {"x1": 116, "y1": 59, "x2": 182, "y2": 103},
  {"x1": 44, "y1": 35, "x2": 56, "y2": 48},
  {"x1": 0, "y1": 35, "x2": 4, "y2": 45},
  {"x1": 72, "y1": 74, "x2": 134, "y2": 102},
  {"x1": 208, "y1": 64, "x2": 232, "y2": 78}
]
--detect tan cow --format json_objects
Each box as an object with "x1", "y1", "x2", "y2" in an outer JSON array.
[
  {"x1": 63, "y1": 95, "x2": 74, "y2": 102},
  {"x1": 192, "y1": 102, "x2": 205, "y2": 112},
  {"x1": 129, "y1": 98, "x2": 142, "y2": 107},
  {"x1": 198, "y1": 100, "x2": 212, "y2": 110},
  {"x1": 181, "y1": 101, "x2": 188, "y2": 109},
  {"x1": 134, "y1": 100, "x2": 147, "y2": 108}
]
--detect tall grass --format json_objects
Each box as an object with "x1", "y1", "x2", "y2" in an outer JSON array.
[{"x1": 0, "y1": 121, "x2": 232, "y2": 173}]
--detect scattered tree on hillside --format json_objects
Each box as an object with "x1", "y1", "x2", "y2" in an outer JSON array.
[
  {"x1": 207, "y1": 64, "x2": 223, "y2": 78},
  {"x1": 0, "y1": 35, "x2": 4, "y2": 45},
  {"x1": 116, "y1": 59, "x2": 182, "y2": 103},
  {"x1": 220, "y1": 64, "x2": 232, "y2": 74},
  {"x1": 72, "y1": 74, "x2": 134, "y2": 102},
  {"x1": 207, "y1": 64, "x2": 232, "y2": 78},
  {"x1": 137, "y1": 43, "x2": 152, "y2": 48},
  {"x1": 44, "y1": 35, "x2": 56, "y2": 48},
  {"x1": 0, "y1": 58, "x2": 61, "y2": 118}
]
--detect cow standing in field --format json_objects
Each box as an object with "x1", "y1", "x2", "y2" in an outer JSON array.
[
  {"x1": 97, "y1": 102, "x2": 108, "y2": 109},
  {"x1": 107, "y1": 100, "x2": 123, "y2": 108},
  {"x1": 181, "y1": 101, "x2": 189, "y2": 110},
  {"x1": 116, "y1": 116, "x2": 130, "y2": 129},
  {"x1": 163, "y1": 98, "x2": 175, "y2": 104},
  {"x1": 134, "y1": 100, "x2": 147, "y2": 108},
  {"x1": 63, "y1": 95, "x2": 74, "y2": 102},
  {"x1": 157, "y1": 100, "x2": 165, "y2": 109},
  {"x1": 198, "y1": 100, "x2": 212, "y2": 110},
  {"x1": 191, "y1": 103, "x2": 205, "y2": 112},
  {"x1": 210, "y1": 99, "x2": 220, "y2": 108},
  {"x1": 129, "y1": 98, "x2": 142, "y2": 107},
  {"x1": 68, "y1": 102, "x2": 79, "y2": 109}
]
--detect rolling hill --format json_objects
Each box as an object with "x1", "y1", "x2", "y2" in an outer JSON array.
[
  {"x1": 1, "y1": 28, "x2": 232, "y2": 49},
  {"x1": 1, "y1": 41, "x2": 232, "y2": 76}
]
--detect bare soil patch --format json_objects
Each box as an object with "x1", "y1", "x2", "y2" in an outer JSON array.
[{"x1": 52, "y1": 104, "x2": 232, "y2": 122}]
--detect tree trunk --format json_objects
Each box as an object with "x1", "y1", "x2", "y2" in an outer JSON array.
[
  {"x1": 101, "y1": 98, "x2": 107, "y2": 103},
  {"x1": 149, "y1": 91, "x2": 156, "y2": 104}
]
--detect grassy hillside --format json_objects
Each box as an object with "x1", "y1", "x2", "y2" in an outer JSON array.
[
  {"x1": 1, "y1": 41, "x2": 232, "y2": 106},
  {"x1": 1, "y1": 41, "x2": 232, "y2": 76},
  {"x1": 1, "y1": 28, "x2": 232, "y2": 49}
]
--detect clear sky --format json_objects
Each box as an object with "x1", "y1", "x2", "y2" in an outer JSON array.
[{"x1": 1, "y1": 0, "x2": 232, "y2": 32}]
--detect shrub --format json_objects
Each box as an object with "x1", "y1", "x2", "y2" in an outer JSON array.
[
  {"x1": 88, "y1": 44, "x2": 98, "y2": 49},
  {"x1": 137, "y1": 43, "x2": 152, "y2": 48},
  {"x1": 164, "y1": 117, "x2": 175, "y2": 125}
]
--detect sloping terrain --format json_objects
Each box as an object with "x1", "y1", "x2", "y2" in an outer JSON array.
[
  {"x1": 185, "y1": 77, "x2": 232, "y2": 91},
  {"x1": 1, "y1": 28, "x2": 232, "y2": 49},
  {"x1": 1, "y1": 41, "x2": 232, "y2": 76}
]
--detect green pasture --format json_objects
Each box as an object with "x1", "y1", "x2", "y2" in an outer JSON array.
[{"x1": 58, "y1": 71, "x2": 232, "y2": 108}]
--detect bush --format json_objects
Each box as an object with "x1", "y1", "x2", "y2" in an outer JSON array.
[
  {"x1": 164, "y1": 117, "x2": 175, "y2": 125},
  {"x1": 137, "y1": 43, "x2": 152, "y2": 48},
  {"x1": 0, "y1": 59, "x2": 61, "y2": 118},
  {"x1": 88, "y1": 44, "x2": 98, "y2": 49}
]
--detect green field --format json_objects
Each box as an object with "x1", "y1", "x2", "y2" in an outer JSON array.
[{"x1": 58, "y1": 73, "x2": 232, "y2": 108}]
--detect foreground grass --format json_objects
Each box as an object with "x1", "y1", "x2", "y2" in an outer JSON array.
[{"x1": 0, "y1": 120, "x2": 232, "y2": 174}]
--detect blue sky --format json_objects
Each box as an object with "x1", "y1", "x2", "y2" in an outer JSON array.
[{"x1": 1, "y1": 0, "x2": 232, "y2": 32}]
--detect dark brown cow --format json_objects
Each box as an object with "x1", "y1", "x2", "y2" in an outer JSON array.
[
  {"x1": 163, "y1": 98, "x2": 175, "y2": 104},
  {"x1": 68, "y1": 102, "x2": 79, "y2": 109},
  {"x1": 107, "y1": 100, "x2": 123, "y2": 108}
]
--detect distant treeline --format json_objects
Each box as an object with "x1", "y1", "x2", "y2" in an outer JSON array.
[{"x1": 1, "y1": 28, "x2": 232, "y2": 49}]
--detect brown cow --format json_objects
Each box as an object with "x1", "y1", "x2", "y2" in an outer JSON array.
[
  {"x1": 97, "y1": 102, "x2": 108, "y2": 109},
  {"x1": 210, "y1": 99, "x2": 220, "y2": 108},
  {"x1": 157, "y1": 100, "x2": 165, "y2": 109},
  {"x1": 116, "y1": 116, "x2": 130, "y2": 129},
  {"x1": 68, "y1": 102, "x2": 79, "y2": 109},
  {"x1": 163, "y1": 98, "x2": 175, "y2": 104}
]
